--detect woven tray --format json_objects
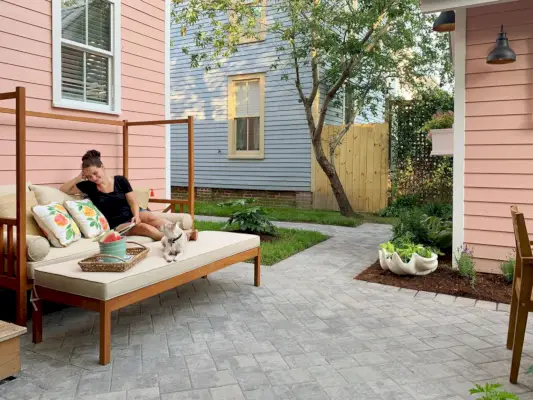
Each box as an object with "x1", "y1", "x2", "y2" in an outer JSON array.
[{"x1": 78, "y1": 241, "x2": 149, "y2": 272}]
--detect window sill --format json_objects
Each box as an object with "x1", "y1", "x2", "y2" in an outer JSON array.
[
  {"x1": 228, "y1": 153, "x2": 264, "y2": 160},
  {"x1": 53, "y1": 100, "x2": 121, "y2": 116},
  {"x1": 238, "y1": 36, "x2": 266, "y2": 45}
]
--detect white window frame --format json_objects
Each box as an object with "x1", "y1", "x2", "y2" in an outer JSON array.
[
  {"x1": 52, "y1": 0, "x2": 121, "y2": 114},
  {"x1": 227, "y1": 73, "x2": 265, "y2": 159}
]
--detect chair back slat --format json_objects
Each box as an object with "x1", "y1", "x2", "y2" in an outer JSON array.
[{"x1": 511, "y1": 206, "x2": 532, "y2": 259}]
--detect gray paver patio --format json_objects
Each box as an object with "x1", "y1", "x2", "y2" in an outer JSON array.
[{"x1": 1, "y1": 219, "x2": 531, "y2": 399}]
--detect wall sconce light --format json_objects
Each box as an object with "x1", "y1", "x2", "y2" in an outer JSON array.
[
  {"x1": 487, "y1": 25, "x2": 516, "y2": 64},
  {"x1": 433, "y1": 11, "x2": 455, "y2": 32}
]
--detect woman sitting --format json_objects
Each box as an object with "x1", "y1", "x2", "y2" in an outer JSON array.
[{"x1": 60, "y1": 150, "x2": 197, "y2": 241}]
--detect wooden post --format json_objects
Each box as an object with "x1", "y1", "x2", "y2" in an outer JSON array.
[
  {"x1": 99, "y1": 302, "x2": 111, "y2": 365},
  {"x1": 31, "y1": 298, "x2": 42, "y2": 344},
  {"x1": 123, "y1": 120, "x2": 128, "y2": 178},
  {"x1": 187, "y1": 116, "x2": 195, "y2": 223},
  {"x1": 254, "y1": 250, "x2": 261, "y2": 287},
  {"x1": 15, "y1": 87, "x2": 27, "y2": 327}
]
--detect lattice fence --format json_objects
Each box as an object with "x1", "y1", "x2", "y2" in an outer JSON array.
[{"x1": 388, "y1": 91, "x2": 454, "y2": 204}]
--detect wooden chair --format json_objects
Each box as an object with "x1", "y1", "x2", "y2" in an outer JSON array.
[{"x1": 508, "y1": 205, "x2": 533, "y2": 383}]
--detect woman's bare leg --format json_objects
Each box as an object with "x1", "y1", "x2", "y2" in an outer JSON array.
[
  {"x1": 126, "y1": 223, "x2": 163, "y2": 241},
  {"x1": 139, "y1": 211, "x2": 198, "y2": 241}
]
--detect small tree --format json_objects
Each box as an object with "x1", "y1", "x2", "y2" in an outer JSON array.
[{"x1": 172, "y1": 0, "x2": 452, "y2": 216}]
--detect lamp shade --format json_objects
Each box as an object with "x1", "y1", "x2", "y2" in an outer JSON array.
[
  {"x1": 433, "y1": 11, "x2": 455, "y2": 32},
  {"x1": 487, "y1": 25, "x2": 516, "y2": 64}
]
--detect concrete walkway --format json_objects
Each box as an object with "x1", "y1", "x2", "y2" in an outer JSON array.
[{"x1": 2, "y1": 220, "x2": 531, "y2": 400}]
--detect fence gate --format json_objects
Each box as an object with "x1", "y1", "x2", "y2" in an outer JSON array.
[{"x1": 313, "y1": 123, "x2": 389, "y2": 213}]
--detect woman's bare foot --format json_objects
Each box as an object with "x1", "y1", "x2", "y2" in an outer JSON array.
[{"x1": 187, "y1": 229, "x2": 199, "y2": 241}]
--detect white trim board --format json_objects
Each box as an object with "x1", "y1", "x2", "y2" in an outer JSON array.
[
  {"x1": 165, "y1": 0, "x2": 171, "y2": 199},
  {"x1": 452, "y1": 8, "x2": 466, "y2": 265},
  {"x1": 421, "y1": 0, "x2": 518, "y2": 13},
  {"x1": 52, "y1": 0, "x2": 121, "y2": 115}
]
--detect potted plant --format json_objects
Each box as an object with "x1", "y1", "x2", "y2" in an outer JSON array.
[
  {"x1": 379, "y1": 241, "x2": 438, "y2": 276},
  {"x1": 421, "y1": 111, "x2": 454, "y2": 157}
]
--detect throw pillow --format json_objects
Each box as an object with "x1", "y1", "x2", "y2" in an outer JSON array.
[
  {"x1": 29, "y1": 184, "x2": 83, "y2": 205},
  {"x1": 64, "y1": 199, "x2": 110, "y2": 238},
  {"x1": 31, "y1": 202, "x2": 82, "y2": 247},
  {"x1": 0, "y1": 192, "x2": 44, "y2": 236}
]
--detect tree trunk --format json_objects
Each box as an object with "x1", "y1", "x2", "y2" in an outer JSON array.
[{"x1": 312, "y1": 136, "x2": 359, "y2": 217}]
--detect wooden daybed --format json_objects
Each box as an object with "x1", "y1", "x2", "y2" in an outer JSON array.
[{"x1": 0, "y1": 87, "x2": 261, "y2": 364}]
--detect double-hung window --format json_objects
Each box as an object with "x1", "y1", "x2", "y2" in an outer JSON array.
[
  {"x1": 228, "y1": 74, "x2": 265, "y2": 159},
  {"x1": 53, "y1": 0, "x2": 121, "y2": 114},
  {"x1": 234, "y1": 0, "x2": 267, "y2": 44}
]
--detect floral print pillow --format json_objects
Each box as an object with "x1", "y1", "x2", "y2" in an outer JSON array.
[
  {"x1": 64, "y1": 199, "x2": 109, "y2": 238},
  {"x1": 31, "y1": 202, "x2": 82, "y2": 247}
]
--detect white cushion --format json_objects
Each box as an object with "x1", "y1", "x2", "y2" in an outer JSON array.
[
  {"x1": 34, "y1": 231, "x2": 259, "y2": 300},
  {"x1": 0, "y1": 182, "x2": 32, "y2": 196},
  {"x1": 29, "y1": 184, "x2": 81, "y2": 205},
  {"x1": 27, "y1": 235, "x2": 154, "y2": 279}
]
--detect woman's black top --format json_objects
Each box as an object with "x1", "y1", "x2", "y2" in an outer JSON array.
[{"x1": 77, "y1": 175, "x2": 134, "y2": 229}]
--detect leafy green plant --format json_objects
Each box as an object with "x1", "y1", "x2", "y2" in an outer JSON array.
[
  {"x1": 380, "y1": 240, "x2": 433, "y2": 263},
  {"x1": 420, "y1": 202, "x2": 452, "y2": 221},
  {"x1": 223, "y1": 206, "x2": 276, "y2": 236},
  {"x1": 500, "y1": 255, "x2": 516, "y2": 284},
  {"x1": 469, "y1": 383, "x2": 519, "y2": 399},
  {"x1": 217, "y1": 198, "x2": 256, "y2": 207},
  {"x1": 396, "y1": 243, "x2": 433, "y2": 262},
  {"x1": 419, "y1": 111, "x2": 454, "y2": 133},
  {"x1": 378, "y1": 195, "x2": 421, "y2": 217},
  {"x1": 393, "y1": 209, "x2": 427, "y2": 244},
  {"x1": 454, "y1": 245, "x2": 476, "y2": 287},
  {"x1": 379, "y1": 241, "x2": 396, "y2": 254},
  {"x1": 424, "y1": 215, "x2": 452, "y2": 254}
]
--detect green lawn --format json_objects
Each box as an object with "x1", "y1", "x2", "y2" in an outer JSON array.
[
  {"x1": 195, "y1": 220, "x2": 328, "y2": 266},
  {"x1": 193, "y1": 201, "x2": 396, "y2": 227}
]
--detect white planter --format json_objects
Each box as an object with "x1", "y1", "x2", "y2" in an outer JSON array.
[
  {"x1": 378, "y1": 249, "x2": 391, "y2": 271},
  {"x1": 427, "y1": 128, "x2": 453, "y2": 156},
  {"x1": 377, "y1": 250, "x2": 438, "y2": 276}
]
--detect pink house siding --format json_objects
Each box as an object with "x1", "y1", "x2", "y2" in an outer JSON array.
[
  {"x1": 0, "y1": 0, "x2": 167, "y2": 203},
  {"x1": 464, "y1": 0, "x2": 533, "y2": 273}
]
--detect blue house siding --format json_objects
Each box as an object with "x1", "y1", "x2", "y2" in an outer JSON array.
[{"x1": 170, "y1": 8, "x2": 313, "y2": 192}]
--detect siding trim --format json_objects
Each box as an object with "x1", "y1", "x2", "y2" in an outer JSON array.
[
  {"x1": 165, "y1": 0, "x2": 171, "y2": 198},
  {"x1": 453, "y1": 8, "x2": 467, "y2": 264}
]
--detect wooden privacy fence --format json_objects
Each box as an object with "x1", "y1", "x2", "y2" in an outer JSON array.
[{"x1": 313, "y1": 123, "x2": 389, "y2": 213}]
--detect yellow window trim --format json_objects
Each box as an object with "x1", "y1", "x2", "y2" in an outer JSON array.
[{"x1": 227, "y1": 73, "x2": 266, "y2": 160}]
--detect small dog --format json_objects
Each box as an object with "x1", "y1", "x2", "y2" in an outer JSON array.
[{"x1": 160, "y1": 221, "x2": 188, "y2": 262}]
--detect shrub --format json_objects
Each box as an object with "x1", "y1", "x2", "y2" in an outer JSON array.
[
  {"x1": 218, "y1": 198, "x2": 276, "y2": 235},
  {"x1": 424, "y1": 215, "x2": 452, "y2": 254},
  {"x1": 393, "y1": 209, "x2": 427, "y2": 244},
  {"x1": 420, "y1": 202, "x2": 452, "y2": 221},
  {"x1": 454, "y1": 245, "x2": 476, "y2": 287},
  {"x1": 392, "y1": 208, "x2": 452, "y2": 255},
  {"x1": 379, "y1": 194, "x2": 421, "y2": 217},
  {"x1": 469, "y1": 383, "x2": 518, "y2": 399},
  {"x1": 500, "y1": 255, "x2": 515, "y2": 284}
]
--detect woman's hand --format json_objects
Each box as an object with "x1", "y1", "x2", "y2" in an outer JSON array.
[{"x1": 132, "y1": 215, "x2": 141, "y2": 225}]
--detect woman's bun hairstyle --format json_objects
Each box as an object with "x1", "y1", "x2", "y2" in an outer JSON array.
[
  {"x1": 81, "y1": 149, "x2": 103, "y2": 168},
  {"x1": 82, "y1": 149, "x2": 101, "y2": 161}
]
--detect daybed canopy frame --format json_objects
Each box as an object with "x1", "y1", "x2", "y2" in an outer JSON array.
[{"x1": 0, "y1": 87, "x2": 195, "y2": 327}]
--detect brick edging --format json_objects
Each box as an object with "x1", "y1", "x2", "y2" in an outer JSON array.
[{"x1": 359, "y1": 281, "x2": 510, "y2": 312}]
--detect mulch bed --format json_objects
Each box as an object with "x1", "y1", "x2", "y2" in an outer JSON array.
[{"x1": 355, "y1": 255, "x2": 512, "y2": 304}]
